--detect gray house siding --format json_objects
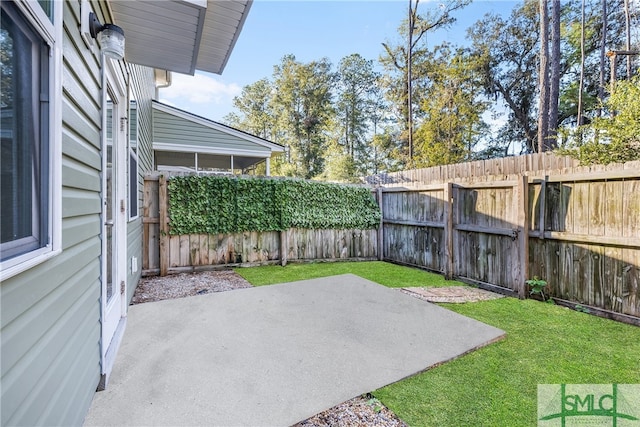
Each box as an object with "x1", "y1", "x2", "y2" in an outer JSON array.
[
  {"x1": 1, "y1": 1, "x2": 103, "y2": 424},
  {"x1": 127, "y1": 64, "x2": 155, "y2": 302},
  {"x1": 153, "y1": 109, "x2": 271, "y2": 154},
  {"x1": 1, "y1": 1, "x2": 154, "y2": 425}
]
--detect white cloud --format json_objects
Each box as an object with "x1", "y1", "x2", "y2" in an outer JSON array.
[{"x1": 160, "y1": 73, "x2": 241, "y2": 105}]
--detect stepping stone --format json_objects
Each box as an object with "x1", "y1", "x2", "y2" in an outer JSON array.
[{"x1": 401, "y1": 286, "x2": 506, "y2": 303}]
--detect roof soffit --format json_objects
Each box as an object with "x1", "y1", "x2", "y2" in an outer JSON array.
[{"x1": 109, "y1": 0, "x2": 252, "y2": 75}]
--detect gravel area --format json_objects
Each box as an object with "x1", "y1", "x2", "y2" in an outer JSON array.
[
  {"x1": 131, "y1": 270, "x2": 253, "y2": 304},
  {"x1": 130, "y1": 270, "x2": 409, "y2": 426},
  {"x1": 294, "y1": 394, "x2": 408, "y2": 427}
]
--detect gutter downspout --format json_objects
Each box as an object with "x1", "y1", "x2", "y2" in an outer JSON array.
[{"x1": 154, "y1": 69, "x2": 172, "y2": 100}]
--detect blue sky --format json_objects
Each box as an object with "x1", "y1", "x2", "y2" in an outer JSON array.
[{"x1": 160, "y1": 0, "x2": 518, "y2": 122}]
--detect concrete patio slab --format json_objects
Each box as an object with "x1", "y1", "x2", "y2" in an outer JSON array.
[{"x1": 84, "y1": 274, "x2": 505, "y2": 427}]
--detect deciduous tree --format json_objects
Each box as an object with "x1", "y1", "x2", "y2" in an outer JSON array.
[
  {"x1": 336, "y1": 54, "x2": 380, "y2": 175},
  {"x1": 380, "y1": 0, "x2": 471, "y2": 165},
  {"x1": 413, "y1": 45, "x2": 489, "y2": 167},
  {"x1": 271, "y1": 55, "x2": 336, "y2": 179}
]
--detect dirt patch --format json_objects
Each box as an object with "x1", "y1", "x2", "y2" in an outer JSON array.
[{"x1": 401, "y1": 286, "x2": 505, "y2": 303}]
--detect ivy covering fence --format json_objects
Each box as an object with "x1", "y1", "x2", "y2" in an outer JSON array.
[{"x1": 167, "y1": 175, "x2": 381, "y2": 235}]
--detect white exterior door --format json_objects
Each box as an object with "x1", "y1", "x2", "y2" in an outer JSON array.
[{"x1": 101, "y1": 62, "x2": 127, "y2": 381}]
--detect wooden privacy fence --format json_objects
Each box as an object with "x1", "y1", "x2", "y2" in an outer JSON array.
[
  {"x1": 379, "y1": 178, "x2": 529, "y2": 297},
  {"x1": 372, "y1": 154, "x2": 640, "y2": 325},
  {"x1": 142, "y1": 175, "x2": 378, "y2": 276}
]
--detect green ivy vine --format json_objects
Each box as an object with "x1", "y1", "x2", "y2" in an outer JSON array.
[{"x1": 167, "y1": 175, "x2": 380, "y2": 235}]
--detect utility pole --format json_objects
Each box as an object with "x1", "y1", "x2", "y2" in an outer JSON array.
[
  {"x1": 623, "y1": 0, "x2": 632, "y2": 79},
  {"x1": 607, "y1": 50, "x2": 639, "y2": 93}
]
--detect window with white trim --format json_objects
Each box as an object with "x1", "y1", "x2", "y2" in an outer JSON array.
[
  {"x1": 128, "y1": 149, "x2": 139, "y2": 220},
  {"x1": 128, "y1": 100, "x2": 139, "y2": 220},
  {"x1": 0, "y1": 0, "x2": 60, "y2": 273}
]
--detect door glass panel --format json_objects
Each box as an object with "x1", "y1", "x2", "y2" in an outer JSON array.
[{"x1": 105, "y1": 95, "x2": 114, "y2": 302}]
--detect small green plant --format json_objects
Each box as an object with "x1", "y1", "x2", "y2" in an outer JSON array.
[
  {"x1": 526, "y1": 276, "x2": 548, "y2": 302},
  {"x1": 366, "y1": 396, "x2": 383, "y2": 413},
  {"x1": 574, "y1": 304, "x2": 590, "y2": 314}
]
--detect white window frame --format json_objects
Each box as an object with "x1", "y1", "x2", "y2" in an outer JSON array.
[
  {"x1": 127, "y1": 99, "x2": 139, "y2": 221},
  {"x1": 0, "y1": 0, "x2": 62, "y2": 280}
]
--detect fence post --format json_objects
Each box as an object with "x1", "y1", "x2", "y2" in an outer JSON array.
[
  {"x1": 159, "y1": 175, "x2": 169, "y2": 276},
  {"x1": 443, "y1": 182, "x2": 454, "y2": 280},
  {"x1": 377, "y1": 187, "x2": 384, "y2": 261},
  {"x1": 280, "y1": 229, "x2": 288, "y2": 267},
  {"x1": 538, "y1": 176, "x2": 547, "y2": 239},
  {"x1": 516, "y1": 175, "x2": 529, "y2": 298}
]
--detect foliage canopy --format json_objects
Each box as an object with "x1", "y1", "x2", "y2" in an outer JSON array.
[
  {"x1": 225, "y1": 0, "x2": 638, "y2": 175},
  {"x1": 559, "y1": 76, "x2": 640, "y2": 165}
]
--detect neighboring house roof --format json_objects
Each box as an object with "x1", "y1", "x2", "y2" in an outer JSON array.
[
  {"x1": 110, "y1": 0, "x2": 252, "y2": 75},
  {"x1": 152, "y1": 100, "x2": 283, "y2": 171}
]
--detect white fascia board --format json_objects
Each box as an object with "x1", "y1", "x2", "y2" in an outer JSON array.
[
  {"x1": 183, "y1": 0, "x2": 208, "y2": 8},
  {"x1": 153, "y1": 142, "x2": 271, "y2": 158},
  {"x1": 152, "y1": 101, "x2": 284, "y2": 152}
]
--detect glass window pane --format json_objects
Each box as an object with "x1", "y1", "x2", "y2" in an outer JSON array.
[
  {"x1": 129, "y1": 100, "x2": 137, "y2": 152},
  {"x1": 0, "y1": 2, "x2": 49, "y2": 262},
  {"x1": 129, "y1": 150, "x2": 138, "y2": 219},
  {"x1": 37, "y1": 1, "x2": 53, "y2": 21}
]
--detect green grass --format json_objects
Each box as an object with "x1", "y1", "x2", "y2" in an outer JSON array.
[
  {"x1": 234, "y1": 261, "x2": 640, "y2": 427},
  {"x1": 234, "y1": 260, "x2": 457, "y2": 287},
  {"x1": 374, "y1": 298, "x2": 640, "y2": 426}
]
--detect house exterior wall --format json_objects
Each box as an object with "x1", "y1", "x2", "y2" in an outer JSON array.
[
  {"x1": 126, "y1": 64, "x2": 155, "y2": 302},
  {"x1": 1, "y1": 2, "x2": 102, "y2": 424},
  {"x1": 1, "y1": 1, "x2": 155, "y2": 425},
  {"x1": 153, "y1": 108, "x2": 271, "y2": 154}
]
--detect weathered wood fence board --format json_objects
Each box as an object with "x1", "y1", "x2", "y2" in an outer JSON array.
[
  {"x1": 286, "y1": 228, "x2": 376, "y2": 261},
  {"x1": 383, "y1": 179, "x2": 527, "y2": 296},
  {"x1": 373, "y1": 154, "x2": 640, "y2": 324},
  {"x1": 142, "y1": 176, "x2": 378, "y2": 275},
  {"x1": 365, "y1": 153, "x2": 581, "y2": 186}
]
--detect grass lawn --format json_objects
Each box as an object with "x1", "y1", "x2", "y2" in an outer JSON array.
[
  {"x1": 234, "y1": 260, "x2": 454, "y2": 288},
  {"x1": 234, "y1": 261, "x2": 640, "y2": 427}
]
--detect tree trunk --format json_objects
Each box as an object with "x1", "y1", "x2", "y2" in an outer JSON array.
[
  {"x1": 548, "y1": 0, "x2": 560, "y2": 149},
  {"x1": 598, "y1": 0, "x2": 607, "y2": 122},
  {"x1": 537, "y1": 0, "x2": 550, "y2": 152},
  {"x1": 577, "y1": 0, "x2": 586, "y2": 127}
]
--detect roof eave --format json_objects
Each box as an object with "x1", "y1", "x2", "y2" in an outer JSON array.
[
  {"x1": 152, "y1": 101, "x2": 285, "y2": 152},
  {"x1": 110, "y1": 0, "x2": 251, "y2": 76}
]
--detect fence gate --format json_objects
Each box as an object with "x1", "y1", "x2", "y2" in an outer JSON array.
[
  {"x1": 450, "y1": 179, "x2": 528, "y2": 297},
  {"x1": 380, "y1": 177, "x2": 528, "y2": 297}
]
